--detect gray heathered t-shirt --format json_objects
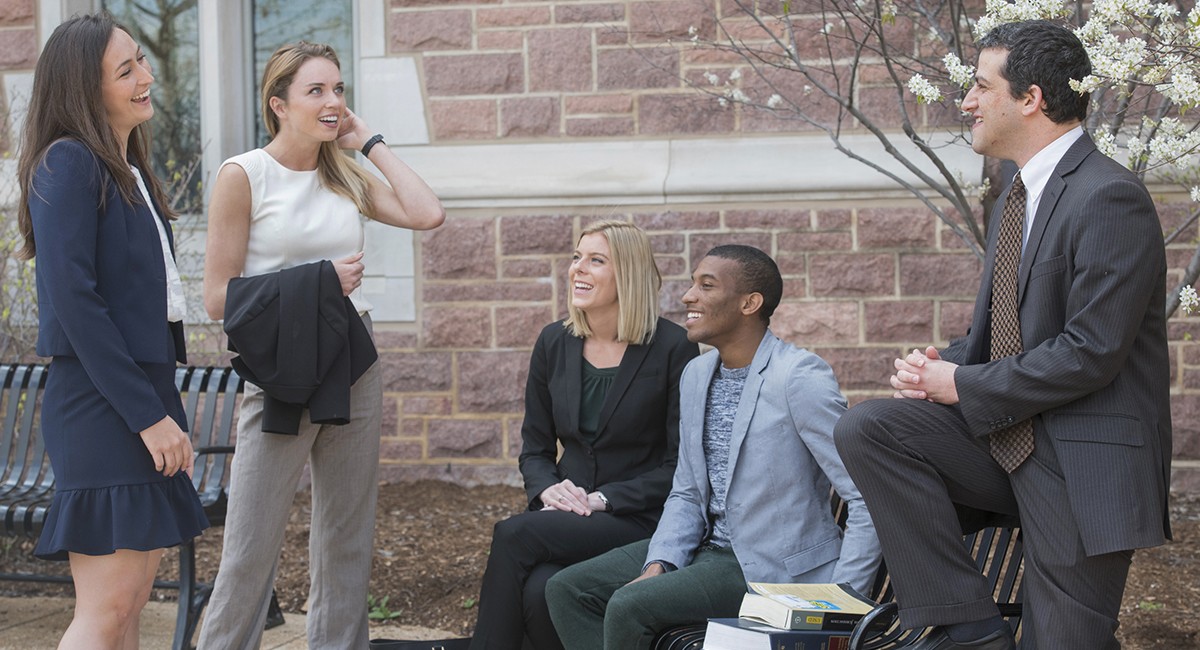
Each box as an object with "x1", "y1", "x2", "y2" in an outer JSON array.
[{"x1": 703, "y1": 363, "x2": 749, "y2": 547}]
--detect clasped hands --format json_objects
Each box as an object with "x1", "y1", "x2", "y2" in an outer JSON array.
[
  {"x1": 891, "y1": 345, "x2": 960, "y2": 405},
  {"x1": 539, "y1": 479, "x2": 607, "y2": 516}
]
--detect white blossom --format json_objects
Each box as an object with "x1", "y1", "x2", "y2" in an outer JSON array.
[
  {"x1": 975, "y1": 0, "x2": 1069, "y2": 38},
  {"x1": 704, "y1": 72, "x2": 720, "y2": 86},
  {"x1": 1161, "y1": 70, "x2": 1200, "y2": 110},
  {"x1": 729, "y1": 69, "x2": 742, "y2": 81},
  {"x1": 767, "y1": 94, "x2": 784, "y2": 108},
  {"x1": 1190, "y1": 186, "x2": 1200, "y2": 203},
  {"x1": 907, "y1": 74, "x2": 943, "y2": 104},
  {"x1": 1181, "y1": 286, "x2": 1200, "y2": 315},
  {"x1": 1093, "y1": 129, "x2": 1118, "y2": 158},
  {"x1": 943, "y1": 53, "x2": 975, "y2": 89}
]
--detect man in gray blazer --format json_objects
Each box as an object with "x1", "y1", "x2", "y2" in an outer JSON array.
[
  {"x1": 545, "y1": 245, "x2": 881, "y2": 650},
  {"x1": 834, "y1": 21, "x2": 1171, "y2": 650}
]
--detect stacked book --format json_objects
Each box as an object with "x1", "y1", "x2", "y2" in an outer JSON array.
[{"x1": 704, "y1": 582, "x2": 876, "y2": 650}]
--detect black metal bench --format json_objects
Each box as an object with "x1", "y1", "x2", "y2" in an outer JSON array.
[
  {"x1": 0, "y1": 363, "x2": 262, "y2": 650},
  {"x1": 846, "y1": 524, "x2": 1023, "y2": 649},
  {"x1": 650, "y1": 496, "x2": 1024, "y2": 649}
]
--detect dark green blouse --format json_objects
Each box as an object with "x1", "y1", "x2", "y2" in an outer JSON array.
[{"x1": 579, "y1": 358, "x2": 618, "y2": 440}]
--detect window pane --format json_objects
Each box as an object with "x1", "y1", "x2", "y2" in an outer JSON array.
[
  {"x1": 103, "y1": 0, "x2": 203, "y2": 213},
  {"x1": 252, "y1": 0, "x2": 354, "y2": 146}
]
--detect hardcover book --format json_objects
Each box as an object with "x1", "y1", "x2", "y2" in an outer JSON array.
[
  {"x1": 704, "y1": 618, "x2": 851, "y2": 650},
  {"x1": 737, "y1": 582, "x2": 875, "y2": 631}
]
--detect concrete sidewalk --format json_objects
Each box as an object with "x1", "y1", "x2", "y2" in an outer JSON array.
[{"x1": 0, "y1": 595, "x2": 456, "y2": 649}]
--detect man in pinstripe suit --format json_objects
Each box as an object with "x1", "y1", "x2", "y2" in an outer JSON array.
[{"x1": 834, "y1": 20, "x2": 1171, "y2": 650}]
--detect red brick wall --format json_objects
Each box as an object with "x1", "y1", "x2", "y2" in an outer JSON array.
[
  {"x1": 378, "y1": 200, "x2": 1199, "y2": 490},
  {"x1": 377, "y1": 0, "x2": 1200, "y2": 489},
  {"x1": 8, "y1": 0, "x2": 1197, "y2": 489},
  {"x1": 392, "y1": 0, "x2": 941, "y2": 141}
]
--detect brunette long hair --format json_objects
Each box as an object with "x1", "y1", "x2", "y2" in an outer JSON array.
[
  {"x1": 260, "y1": 41, "x2": 374, "y2": 218},
  {"x1": 17, "y1": 12, "x2": 175, "y2": 259}
]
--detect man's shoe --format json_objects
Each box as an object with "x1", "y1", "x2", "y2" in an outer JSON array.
[{"x1": 906, "y1": 626, "x2": 1016, "y2": 649}]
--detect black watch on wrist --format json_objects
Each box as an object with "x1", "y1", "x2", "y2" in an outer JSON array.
[{"x1": 361, "y1": 133, "x2": 385, "y2": 157}]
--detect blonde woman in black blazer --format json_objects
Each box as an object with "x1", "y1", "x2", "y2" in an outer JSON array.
[{"x1": 469, "y1": 221, "x2": 698, "y2": 650}]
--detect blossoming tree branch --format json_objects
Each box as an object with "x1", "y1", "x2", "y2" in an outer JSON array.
[{"x1": 672, "y1": 0, "x2": 1200, "y2": 316}]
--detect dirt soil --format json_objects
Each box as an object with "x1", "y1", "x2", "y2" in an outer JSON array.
[{"x1": 2, "y1": 481, "x2": 1198, "y2": 647}]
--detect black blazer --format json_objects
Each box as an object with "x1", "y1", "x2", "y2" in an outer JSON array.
[
  {"x1": 224, "y1": 260, "x2": 378, "y2": 434},
  {"x1": 518, "y1": 318, "x2": 699, "y2": 516},
  {"x1": 30, "y1": 140, "x2": 186, "y2": 434}
]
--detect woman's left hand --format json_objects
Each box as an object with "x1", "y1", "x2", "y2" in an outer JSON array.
[
  {"x1": 336, "y1": 108, "x2": 372, "y2": 151},
  {"x1": 539, "y1": 479, "x2": 591, "y2": 516}
]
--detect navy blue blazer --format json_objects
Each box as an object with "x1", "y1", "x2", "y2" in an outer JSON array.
[{"x1": 29, "y1": 139, "x2": 187, "y2": 434}]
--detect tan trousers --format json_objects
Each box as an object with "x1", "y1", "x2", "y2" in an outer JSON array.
[{"x1": 197, "y1": 355, "x2": 383, "y2": 650}]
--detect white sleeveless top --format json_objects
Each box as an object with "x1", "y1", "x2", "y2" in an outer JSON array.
[{"x1": 221, "y1": 148, "x2": 370, "y2": 312}]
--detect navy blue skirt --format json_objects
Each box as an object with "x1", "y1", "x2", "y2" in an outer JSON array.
[{"x1": 34, "y1": 335, "x2": 209, "y2": 561}]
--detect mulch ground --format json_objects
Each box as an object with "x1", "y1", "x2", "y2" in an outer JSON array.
[{"x1": 1, "y1": 481, "x2": 1197, "y2": 646}]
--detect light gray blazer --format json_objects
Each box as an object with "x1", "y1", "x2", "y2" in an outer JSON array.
[{"x1": 645, "y1": 331, "x2": 881, "y2": 594}]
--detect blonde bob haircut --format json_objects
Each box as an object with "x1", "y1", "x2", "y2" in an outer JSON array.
[
  {"x1": 261, "y1": 41, "x2": 375, "y2": 218},
  {"x1": 564, "y1": 220, "x2": 661, "y2": 345}
]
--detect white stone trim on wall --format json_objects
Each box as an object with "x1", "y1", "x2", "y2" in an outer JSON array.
[
  {"x1": 37, "y1": 0, "x2": 92, "y2": 48},
  {"x1": 356, "y1": 0, "x2": 385, "y2": 59},
  {"x1": 198, "y1": 0, "x2": 253, "y2": 195},
  {"x1": 358, "y1": 58, "x2": 428, "y2": 146},
  {"x1": 393, "y1": 132, "x2": 986, "y2": 208}
]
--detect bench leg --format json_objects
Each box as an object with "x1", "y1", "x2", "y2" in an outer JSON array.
[
  {"x1": 172, "y1": 540, "x2": 207, "y2": 650},
  {"x1": 265, "y1": 589, "x2": 285, "y2": 630}
]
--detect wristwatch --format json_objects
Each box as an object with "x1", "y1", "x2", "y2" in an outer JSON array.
[{"x1": 596, "y1": 491, "x2": 612, "y2": 512}]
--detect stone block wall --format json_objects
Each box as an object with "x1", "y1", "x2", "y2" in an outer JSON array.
[
  {"x1": 380, "y1": 0, "x2": 1200, "y2": 489},
  {"x1": 3, "y1": 0, "x2": 1199, "y2": 490},
  {"x1": 375, "y1": 200, "x2": 1200, "y2": 491},
  {"x1": 391, "y1": 0, "x2": 939, "y2": 141},
  {"x1": 0, "y1": 0, "x2": 33, "y2": 151}
]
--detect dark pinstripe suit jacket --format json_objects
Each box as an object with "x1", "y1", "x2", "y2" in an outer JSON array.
[{"x1": 943, "y1": 133, "x2": 1172, "y2": 556}]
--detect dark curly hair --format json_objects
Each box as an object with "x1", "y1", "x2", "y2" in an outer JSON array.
[{"x1": 976, "y1": 20, "x2": 1091, "y2": 124}]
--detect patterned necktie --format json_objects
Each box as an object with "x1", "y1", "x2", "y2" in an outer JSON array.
[{"x1": 989, "y1": 172, "x2": 1034, "y2": 473}]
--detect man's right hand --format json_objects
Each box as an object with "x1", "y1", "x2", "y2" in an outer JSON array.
[{"x1": 628, "y1": 562, "x2": 665, "y2": 585}]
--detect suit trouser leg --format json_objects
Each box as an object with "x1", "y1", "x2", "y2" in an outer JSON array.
[
  {"x1": 196, "y1": 383, "x2": 317, "y2": 650},
  {"x1": 307, "y1": 360, "x2": 383, "y2": 650},
  {"x1": 545, "y1": 539, "x2": 746, "y2": 650},
  {"x1": 1007, "y1": 427, "x2": 1130, "y2": 650},
  {"x1": 523, "y1": 563, "x2": 565, "y2": 650},
  {"x1": 834, "y1": 398, "x2": 1020, "y2": 629},
  {"x1": 470, "y1": 510, "x2": 657, "y2": 650}
]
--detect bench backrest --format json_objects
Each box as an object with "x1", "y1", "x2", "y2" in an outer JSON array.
[
  {"x1": 0, "y1": 364, "x2": 243, "y2": 536},
  {"x1": 0, "y1": 365, "x2": 51, "y2": 504},
  {"x1": 175, "y1": 366, "x2": 245, "y2": 524}
]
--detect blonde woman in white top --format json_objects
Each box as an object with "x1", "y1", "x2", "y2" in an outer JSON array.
[{"x1": 198, "y1": 41, "x2": 443, "y2": 650}]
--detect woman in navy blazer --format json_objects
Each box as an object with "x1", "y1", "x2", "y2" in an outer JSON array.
[
  {"x1": 469, "y1": 221, "x2": 698, "y2": 650},
  {"x1": 16, "y1": 13, "x2": 207, "y2": 648}
]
